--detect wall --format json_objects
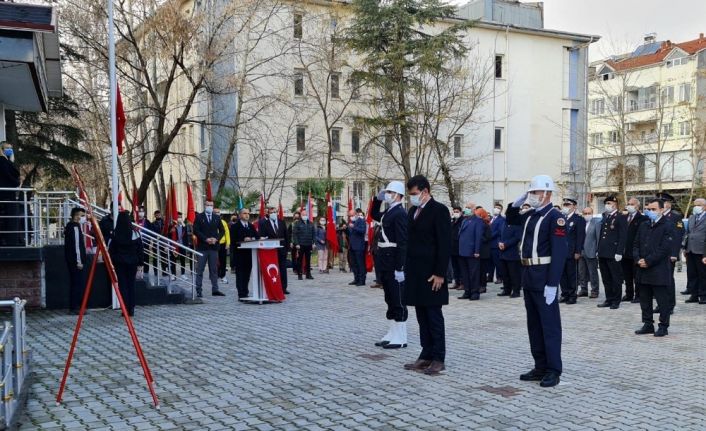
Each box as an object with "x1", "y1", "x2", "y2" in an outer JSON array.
[{"x1": 0, "y1": 261, "x2": 42, "y2": 307}]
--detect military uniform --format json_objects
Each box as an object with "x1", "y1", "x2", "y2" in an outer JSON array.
[
  {"x1": 559, "y1": 206, "x2": 585, "y2": 303},
  {"x1": 597, "y1": 207, "x2": 627, "y2": 308}
]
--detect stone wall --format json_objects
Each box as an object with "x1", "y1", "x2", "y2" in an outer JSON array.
[{"x1": 0, "y1": 261, "x2": 42, "y2": 307}]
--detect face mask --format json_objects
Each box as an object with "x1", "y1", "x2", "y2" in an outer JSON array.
[
  {"x1": 410, "y1": 194, "x2": 421, "y2": 207},
  {"x1": 320, "y1": 220, "x2": 326, "y2": 226},
  {"x1": 138, "y1": 211, "x2": 145, "y2": 218},
  {"x1": 3, "y1": 149, "x2": 13, "y2": 158},
  {"x1": 561, "y1": 207, "x2": 571, "y2": 215},
  {"x1": 301, "y1": 214, "x2": 308, "y2": 221},
  {"x1": 492, "y1": 208, "x2": 501, "y2": 216},
  {"x1": 177, "y1": 218, "x2": 183, "y2": 223},
  {"x1": 269, "y1": 213, "x2": 278, "y2": 221},
  {"x1": 462, "y1": 208, "x2": 472, "y2": 216},
  {"x1": 79, "y1": 216, "x2": 87, "y2": 224},
  {"x1": 527, "y1": 194, "x2": 543, "y2": 209},
  {"x1": 645, "y1": 209, "x2": 659, "y2": 221},
  {"x1": 384, "y1": 193, "x2": 395, "y2": 204},
  {"x1": 452, "y1": 212, "x2": 461, "y2": 219},
  {"x1": 604, "y1": 204, "x2": 614, "y2": 213},
  {"x1": 693, "y1": 206, "x2": 703, "y2": 215},
  {"x1": 583, "y1": 215, "x2": 592, "y2": 223},
  {"x1": 204, "y1": 206, "x2": 213, "y2": 214},
  {"x1": 626, "y1": 205, "x2": 636, "y2": 214}
]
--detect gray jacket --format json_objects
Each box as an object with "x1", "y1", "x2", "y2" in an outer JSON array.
[
  {"x1": 683, "y1": 213, "x2": 706, "y2": 254},
  {"x1": 581, "y1": 217, "x2": 602, "y2": 258}
]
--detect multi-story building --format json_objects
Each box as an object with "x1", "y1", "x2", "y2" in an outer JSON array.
[
  {"x1": 587, "y1": 33, "x2": 706, "y2": 209},
  {"x1": 136, "y1": 0, "x2": 598, "y2": 214}
]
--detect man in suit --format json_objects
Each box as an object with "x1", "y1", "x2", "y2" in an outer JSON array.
[
  {"x1": 457, "y1": 201, "x2": 484, "y2": 301},
  {"x1": 634, "y1": 198, "x2": 675, "y2": 337},
  {"x1": 622, "y1": 198, "x2": 648, "y2": 303},
  {"x1": 489, "y1": 204, "x2": 506, "y2": 284},
  {"x1": 402, "y1": 175, "x2": 451, "y2": 376},
  {"x1": 259, "y1": 206, "x2": 290, "y2": 294},
  {"x1": 684, "y1": 198, "x2": 706, "y2": 304},
  {"x1": 232, "y1": 208, "x2": 259, "y2": 299},
  {"x1": 559, "y1": 198, "x2": 585, "y2": 305},
  {"x1": 193, "y1": 200, "x2": 226, "y2": 298},
  {"x1": 597, "y1": 195, "x2": 627, "y2": 309},
  {"x1": 508, "y1": 174, "x2": 567, "y2": 388},
  {"x1": 292, "y1": 210, "x2": 315, "y2": 280},
  {"x1": 498, "y1": 203, "x2": 522, "y2": 298},
  {"x1": 449, "y1": 206, "x2": 464, "y2": 289},
  {"x1": 578, "y1": 207, "x2": 601, "y2": 298},
  {"x1": 371, "y1": 181, "x2": 409, "y2": 349},
  {"x1": 657, "y1": 192, "x2": 683, "y2": 314},
  {"x1": 348, "y1": 209, "x2": 367, "y2": 286}
]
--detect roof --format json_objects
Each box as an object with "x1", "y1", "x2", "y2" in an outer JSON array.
[
  {"x1": 606, "y1": 35, "x2": 706, "y2": 72},
  {"x1": 0, "y1": 2, "x2": 55, "y2": 32}
]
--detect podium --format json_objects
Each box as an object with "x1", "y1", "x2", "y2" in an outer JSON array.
[{"x1": 239, "y1": 239, "x2": 284, "y2": 304}]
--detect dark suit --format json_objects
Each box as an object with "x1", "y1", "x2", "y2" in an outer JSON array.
[
  {"x1": 622, "y1": 212, "x2": 647, "y2": 300},
  {"x1": 371, "y1": 199, "x2": 408, "y2": 321},
  {"x1": 232, "y1": 220, "x2": 259, "y2": 298},
  {"x1": 662, "y1": 209, "x2": 683, "y2": 310},
  {"x1": 499, "y1": 223, "x2": 522, "y2": 296},
  {"x1": 560, "y1": 212, "x2": 585, "y2": 301},
  {"x1": 193, "y1": 212, "x2": 225, "y2": 295},
  {"x1": 64, "y1": 221, "x2": 87, "y2": 311},
  {"x1": 598, "y1": 211, "x2": 627, "y2": 306},
  {"x1": 634, "y1": 217, "x2": 674, "y2": 328},
  {"x1": 449, "y1": 216, "x2": 463, "y2": 286},
  {"x1": 458, "y1": 216, "x2": 484, "y2": 299},
  {"x1": 259, "y1": 217, "x2": 290, "y2": 292},
  {"x1": 348, "y1": 217, "x2": 367, "y2": 285},
  {"x1": 405, "y1": 198, "x2": 451, "y2": 363},
  {"x1": 489, "y1": 215, "x2": 506, "y2": 282}
]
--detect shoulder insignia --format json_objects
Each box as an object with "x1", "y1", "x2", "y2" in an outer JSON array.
[
  {"x1": 569, "y1": 221, "x2": 574, "y2": 227},
  {"x1": 677, "y1": 222, "x2": 684, "y2": 228},
  {"x1": 557, "y1": 218, "x2": 566, "y2": 227}
]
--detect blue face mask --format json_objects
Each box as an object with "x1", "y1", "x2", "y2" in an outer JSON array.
[
  {"x1": 3, "y1": 149, "x2": 13, "y2": 158},
  {"x1": 645, "y1": 209, "x2": 659, "y2": 222}
]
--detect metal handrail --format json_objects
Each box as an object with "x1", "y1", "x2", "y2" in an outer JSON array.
[{"x1": 0, "y1": 299, "x2": 28, "y2": 429}]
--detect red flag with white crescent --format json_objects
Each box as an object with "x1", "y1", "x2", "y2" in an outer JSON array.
[
  {"x1": 257, "y1": 249, "x2": 285, "y2": 302},
  {"x1": 365, "y1": 196, "x2": 374, "y2": 272},
  {"x1": 326, "y1": 192, "x2": 339, "y2": 251}
]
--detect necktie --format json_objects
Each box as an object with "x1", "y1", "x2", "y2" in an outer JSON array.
[
  {"x1": 207, "y1": 215, "x2": 211, "y2": 223},
  {"x1": 628, "y1": 214, "x2": 633, "y2": 223},
  {"x1": 414, "y1": 207, "x2": 422, "y2": 220},
  {"x1": 273, "y1": 221, "x2": 277, "y2": 232}
]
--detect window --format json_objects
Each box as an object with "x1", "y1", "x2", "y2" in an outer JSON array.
[
  {"x1": 352, "y1": 181, "x2": 364, "y2": 201},
  {"x1": 296, "y1": 126, "x2": 306, "y2": 151},
  {"x1": 494, "y1": 128, "x2": 503, "y2": 150},
  {"x1": 591, "y1": 98, "x2": 605, "y2": 115},
  {"x1": 330, "y1": 73, "x2": 340, "y2": 99},
  {"x1": 293, "y1": 13, "x2": 303, "y2": 39},
  {"x1": 331, "y1": 128, "x2": 341, "y2": 152},
  {"x1": 495, "y1": 55, "x2": 503, "y2": 79},
  {"x1": 679, "y1": 121, "x2": 691, "y2": 136},
  {"x1": 601, "y1": 73, "x2": 613, "y2": 81},
  {"x1": 294, "y1": 69, "x2": 304, "y2": 96},
  {"x1": 199, "y1": 123, "x2": 206, "y2": 151},
  {"x1": 663, "y1": 122, "x2": 673, "y2": 137},
  {"x1": 610, "y1": 96, "x2": 622, "y2": 111},
  {"x1": 351, "y1": 130, "x2": 360, "y2": 154},
  {"x1": 679, "y1": 83, "x2": 691, "y2": 102},
  {"x1": 590, "y1": 133, "x2": 603, "y2": 146},
  {"x1": 454, "y1": 182, "x2": 463, "y2": 200},
  {"x1": 668, "y1": 56, "x2": 689, "y2": 67},
  {"x1": 384, "y1": 132, "x2": 393, "y2": 152},
  {"x1": 610, "y1": 130, "x2": 619, "y2": 144},
  {"x1": 661, "y1": 86, "x2": 674, "y2": 105},
  {"x1": 350, "y1": 75, "x2": 360, "y2": 99},
  {"x1": 453, "y1": 135, "x2": 462, "y2": 158}
]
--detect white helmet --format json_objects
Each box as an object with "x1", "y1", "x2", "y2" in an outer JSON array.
[
  {"x1": 385, "y1": 181, "x2": 406, "y2": 196},
  {"x1": 527, "y1": 175, "x2": 556, "y2": 192}
]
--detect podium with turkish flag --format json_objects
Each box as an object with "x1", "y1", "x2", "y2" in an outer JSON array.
[{"x1": 238, "y1": 239, "x2": 286, "y2": 304}]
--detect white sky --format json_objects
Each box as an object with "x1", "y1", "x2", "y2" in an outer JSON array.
[{"x1": 450, "y1": 0, "x2": 706, "y2": 60}]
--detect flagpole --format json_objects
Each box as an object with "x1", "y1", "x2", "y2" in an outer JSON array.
[{"x1": 108, "y1": 0, "x2": 119, "y2": 226}]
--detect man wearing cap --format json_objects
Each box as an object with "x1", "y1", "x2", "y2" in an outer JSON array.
[
  {"x1": 597, "y1": 195, "x2": 627, "y2": 309},
  {"x1": 371, "y1": 181, "x2": 409, "y2": 349},
  {"x1": 656, "y1": 192, "x2": 683, "y2": 313},
  {"x1": 508, "y1": 175, "x2": 568, "y2": 388},
  {"x1": 559, "y1": 198, "x2": 585, "y2": 305}
]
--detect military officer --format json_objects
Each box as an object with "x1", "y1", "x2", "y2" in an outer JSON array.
[
  {"x1": 597, "y1": 195, "x2": 627, "y2": 309},
  {"x1": 559, "y1": 198, "x2": 585, "y2": 304},
  {"x1": 371, "y1": 181, "x2": 409, "y2": 349},
  {"x1": 508, "y1": 174, "x2": 568, "y2": 388},
  {"x1": 656, "y1": 192, "x2": 683, "y2": 314}
]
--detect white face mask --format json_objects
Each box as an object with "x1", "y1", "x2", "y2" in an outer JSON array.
[
  {"x1": 79, "y1": 216, "x2": 87, "y2": 224},
  {"x1": 626, "y1": 205, "x2": 636, "y2": 214},
  {"x1": 177, "y1": 218, "x2": 183, "y2": 223},
  {"x1": 138, "y1": 211, "x2": 145, "y2": 218},
  {"x1": 583, "y1": 215, "x2": 592, "y2": 223},
  {"x1": 527, "y1": 193, "x2": 543, "y2": 209},
  {"x1": 693, "y1": 206, "x2": 703, "y2": 215},
  {"x1": 492, "y1": 208, "x2": 501, "y2": 216},
  {"x1": 452, "y1": 212, "x2": 461, "y2": 219},
  {"x1": 384, "y1": 193, "x2": 395, "y2": 204},
  {"x1": 409, "y1": 194, "x2": 421, "y2": 207},
  {"x1": 604, "y1": 204, "x2": 614, "y2": 213},
  {"x1": 320, "y1": 220, "x2": 326, "y2": 226},
  {"x1": 269, "y1": 213, "x2": 278, "y2": 221},
  {"x1": 204, "y1": 206, "x2": 213, "y2": 214},
  {"x1": 561, "y1": 207, "x2": 571, "y2": 215}
]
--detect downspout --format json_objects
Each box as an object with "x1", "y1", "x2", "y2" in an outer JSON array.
[
  {"x1": 503, "y1": 24, "x2": 509, "y2": 205},
  {"x1": 583, "y1": 36, "x2": 595, "y2": 208}
]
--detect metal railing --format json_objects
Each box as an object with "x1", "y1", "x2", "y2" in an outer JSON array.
[{"x1": 0, "y1": 298, "x2": 29, "y2": 429}]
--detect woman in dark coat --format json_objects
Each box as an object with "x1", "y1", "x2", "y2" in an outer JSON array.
[{"x1": 109, "y1": 211, "x2": 143, "y2": 317}]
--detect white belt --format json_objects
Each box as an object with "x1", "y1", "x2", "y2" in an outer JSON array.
[
  {"x1": 521, "y1": 257, "x2": 552, "y2": 266},
  {"x1": 378, "y1": 242, "x2": 397, "y2": 248}
]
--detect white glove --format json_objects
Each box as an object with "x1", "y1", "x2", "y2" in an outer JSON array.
[
  {"x1": 615, "y1": 254, "x2": 622, "y2": 262},
  {"x1": 513, "y1": 191, "x2": 528, "y2": 207},
  {"x1": 394, "y1": 271, "x2": 405, "y2": 283},
  {"x1": 544, "y1": 286, "x2": 557, "y2": 305},
  {"x1": 376, "y1": 189, "x2": 387, "y2": 201}
]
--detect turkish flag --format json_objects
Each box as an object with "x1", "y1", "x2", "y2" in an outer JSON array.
[
  {"x1": 326, "y1": 192, "x2": 339, "y2": 251},
  {"x1": 258, "y1": 249, "x2": 285, "y2": 302},
  {"x1": 116, "y1": 84, "x2": 126, "y2": 156},
  {"x1": 186, "y1": 183, "x2": 196, "y2": 223},
  {"x1": 205, "y1": 179, "x2": 213, "y2": 201},
  {"x1": 365, "y1": 196, "x2": 374, "y2": 272},
  {"x1": 131, "y1": 188, "x2": 139, "y2": 221},
  {"x1": 278, "y1": 200, "x2": 284, "y2": 221}
]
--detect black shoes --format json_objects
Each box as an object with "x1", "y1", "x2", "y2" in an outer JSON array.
[
  {"x1": 458, "y1": 295, "x2": 470, "y2": 299},
  {"x1": 597, "y1": 302, "x2": 611, "y2": 308},
  {"x1": 374, "y1": 340, "x2": 390, "y2": 347},
  {"x1": 520, "y1": 369, "x2": 545, "y2": 381},
  {"x1": 469, "y1": 295, "x2": 480, "y2": 301},
  {"x1": 510, "y1": 293, "x2": 521, "y2": 298},
  {"x1": 348, "y1": 281, "x2": 357, "y2": 285},
  {"x1": 212, "y1": 291, "x2": 226, "y2": 296},
  {"x1": 621, "y1": 295, "x2": 632, "y2": 302},
  {"x1": 540, "y1": 372, "x2": 560, "y2": 388},
  {"x1": 680, "y1": 290, "x2": 691, "y2": 295},
  {"x1": 497, "y1": 292, "x2": 510, "y2": 296},
  {"x1": 559, "y1": 297, "x2": 567, "y2": 304},
  {"x1": 609, "y1": 303, "x2": 620, "y2": 310},
  {"x1": 565, "y1": 298, "x2": 577, "y2": 305},
  {"x1": 283, "y1": 290, "x2": 290, "y2": 295},
  {"x1": 631, "y1": 298, "x2": 640, "y2": 304},
  {"x1": 635, "y1": 323, "x2": 655, "y2": 335},
  {"x1": 298, "y1": 275, "x2": 303, "y2": 280},
  {"x1": 306, "y1": 275, "x2": 314, "y2": 280},
  {"x1": 654, "y1": 327, "x2": 668, "y2": 337},
  {"x1": 577, "y1": 290, "x2": 588, "y2": 297},
  {"x1": 685, "y1": 297, "x2": 699, "y2": 303}
]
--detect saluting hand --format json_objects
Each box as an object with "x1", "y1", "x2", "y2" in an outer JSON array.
[
  {"x1": 498, "y1": 243, "x2": 505, "y2": 250},
  {"x1": 428, "y1": 275, "x2": 445, "y2": 291},
  {"x1": 638, "y1": 258, "x2": 647, "y2": 268}
]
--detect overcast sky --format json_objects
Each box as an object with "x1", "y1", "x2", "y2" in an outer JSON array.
[{"x1": 450, "y1": 0, "x2": 706, "y2": 61}]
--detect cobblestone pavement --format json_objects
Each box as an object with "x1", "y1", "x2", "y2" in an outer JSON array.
[{"x1": 16, "y1": 268, "x2": 706, "y2": 430}]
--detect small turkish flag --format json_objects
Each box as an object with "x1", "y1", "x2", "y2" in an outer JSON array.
[{"x1": 116, "y1": 84, "x2": 126, "y2": 156}]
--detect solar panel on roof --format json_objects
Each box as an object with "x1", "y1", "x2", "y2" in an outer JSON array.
[
  {"x1": 0, "y1": 3, "x2": 53, "y2": 27},
  {"x1": 630, "y1": 42, "x2": 663, "y2": 57}
]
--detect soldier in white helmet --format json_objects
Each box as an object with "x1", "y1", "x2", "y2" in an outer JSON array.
[
  {"x1": 508, "y1": 175, "x2": 568, "y2": 388},
  {"x1": 370, "y1": 181, "x2": 409, "y2": 349}
]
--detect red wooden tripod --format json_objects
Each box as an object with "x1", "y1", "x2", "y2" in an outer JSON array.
[{"x1": 56, "y1": 166, "x2": 159, "y2": 408}]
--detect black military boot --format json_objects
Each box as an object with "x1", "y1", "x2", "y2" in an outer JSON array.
[
  {"x1": 520, "y1": 369, "x2": 545, "y2": 381},
  {"x1": 654, "y1": 326, "x2": 668, "y2": 337},
  {"x1": 634, "y1": 323, "x2": 655, "y2": 335}
]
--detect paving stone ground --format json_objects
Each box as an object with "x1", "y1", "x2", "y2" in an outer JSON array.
[{"x1": 16, "y1": 268, "x2": 706, "y2": 430}]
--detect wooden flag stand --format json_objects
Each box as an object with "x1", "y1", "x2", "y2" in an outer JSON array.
[{"x1": 56, "y1": 166, "x2": 159, "y2": 409}]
